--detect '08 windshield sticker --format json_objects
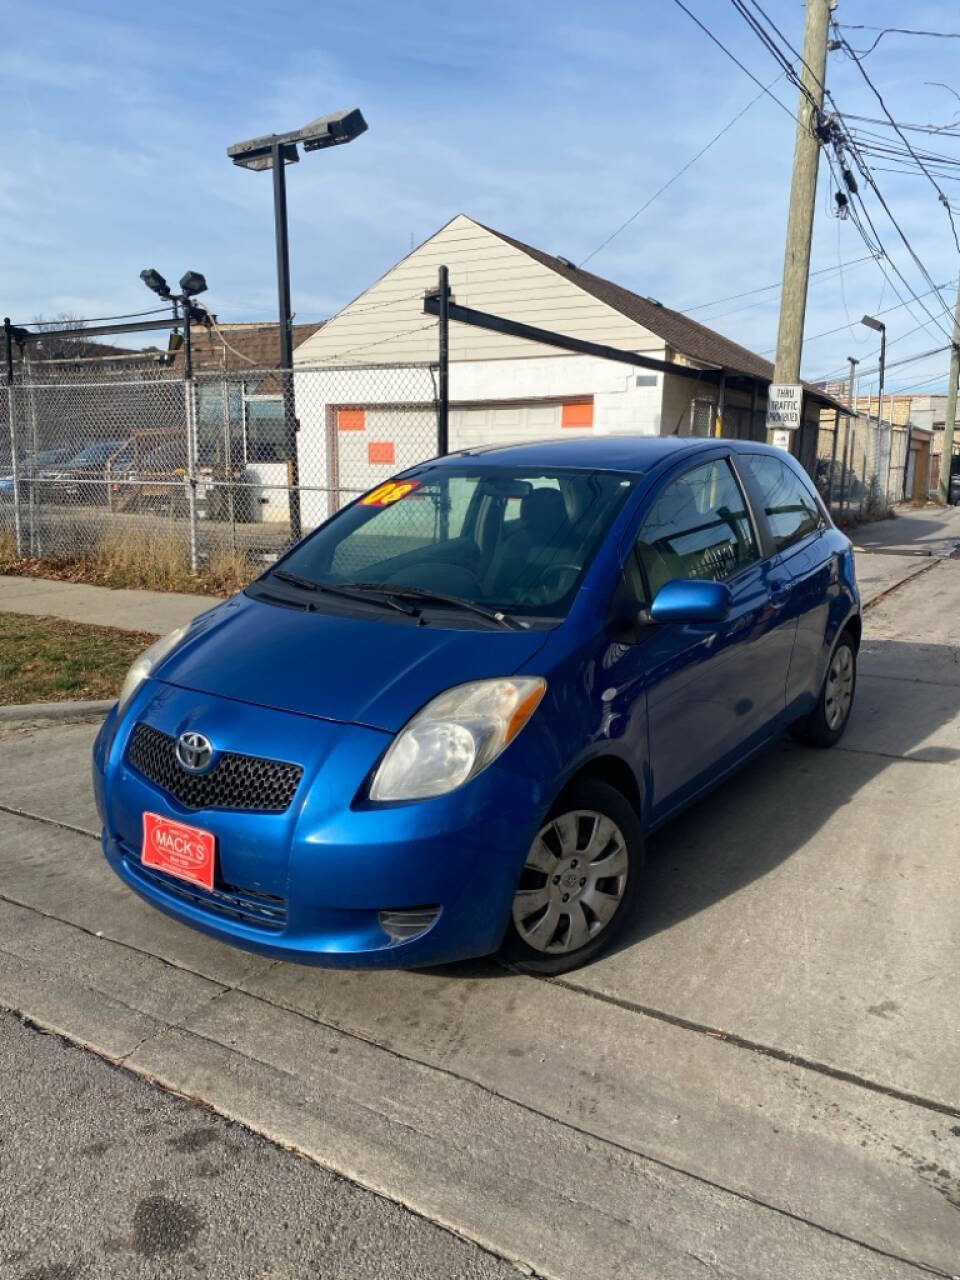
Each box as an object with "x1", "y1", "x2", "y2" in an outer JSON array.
[{"x1": 361, "y1": 480, "x2": 421, "y2": 507}]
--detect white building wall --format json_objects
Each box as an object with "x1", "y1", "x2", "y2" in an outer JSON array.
[{"x1": 292, "y1": 354, "x2": 669, "y2": 529}]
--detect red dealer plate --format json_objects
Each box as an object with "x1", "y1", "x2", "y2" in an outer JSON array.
[{"x1": 142, "y1": 812, "x2": 216, "y2": 892}]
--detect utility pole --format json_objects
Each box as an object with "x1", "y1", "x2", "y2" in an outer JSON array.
[
  {"x1": 938, "y1": 277, "x2": 960, "y2": 505},
  {"x1": 769, "y1": 0, "x2": 835, "y2": 443}
]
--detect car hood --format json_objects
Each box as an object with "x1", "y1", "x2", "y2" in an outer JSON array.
[{"x1": 154, "y1": 592, "x2": 552, "y2": 733}]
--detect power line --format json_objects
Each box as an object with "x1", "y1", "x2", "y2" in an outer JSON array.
[
  {"x1": 827, "y1": 139, "x2": 956, "y2": 338},
  {"x1": 678, "y1": 254, "x2": 876, "y2": 313},
  {"x1": 846, "y1": 115, "x2": 960, "y2": 139},
  {"x1": 837, "y1": 24, "x2": 960, "y2": 58},
  {"x1": 14, "y1": 306, "x2": 173, "y2": 328},
  {"x1": 817, "y1": 342, "x2": 952, "y2": 385},
  {"x1": 579, "y1": 69, "x2": 784, "y2": 267},
  {"x1": 720, "y1": 0, "x2": 959, "y2": 336},
  {"x1": 672, "y1": 0, "x2": 956, "y2": 350},
  {"x1": 667, "y1": 0, "x2": 796, "y2": 120},
  {"x1": 762, "y1": 278, "x2": 952, "y2": 358},
  {"x1": 834, "y1": 28, "x2": 960, "y2": 255},
  {"x1": 731, "y1": 0, "x2": 823, "y2": 102}
]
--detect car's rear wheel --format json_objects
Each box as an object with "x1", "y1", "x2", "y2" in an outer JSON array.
[
  {"x1": 793, "y1": 630, "x2": 857, "y2": 748},
  {"x1": 501, "y1": 779, "x2": 643, "y2": 975}
]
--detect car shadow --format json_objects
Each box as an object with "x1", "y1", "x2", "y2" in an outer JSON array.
[
  {"x1": 607, "y1": 634, "x2": 960, "y2": 957},
  {"x1": 426, "y1": 634, "x2": 959, "y2": 977},
  {"x1": 855, "y1": 514, "x2": 959, "y2": 547}
]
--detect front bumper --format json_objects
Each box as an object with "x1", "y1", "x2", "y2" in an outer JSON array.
[{"x1": 93, "y1": 682, "x2": 545, "y2": 968}]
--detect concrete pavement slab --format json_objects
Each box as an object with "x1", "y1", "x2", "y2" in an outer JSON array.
[
  {"x1": 0, "y1": 810, "x2": 273, "y2": 989},
  {"x1": 571, "y1": 740, "x2": 960, "y2": 1108},
  {"x1": 854, "y1": 552, "x2": 933, "y2": 606},
  {"x1": 1, "y1": 808, "x2": 958, "y2": 1272},
  {"x1": 128, "y1": 991, "x2": 934, "y2": 1280},
  {"x1": 0, "y1": 897, "x2": 224, "y2": 1030},
  {"x1": 0, "y1": 949, "x2": 168, "y2": 1062},
  {"x1": 0, "y1": 719, "x2": 102, "y2": 832},
  {"x1": 0, "y1": 1014, "x2": 517, "y2": 1280},
  {"x1": 0, "y1": 574, "x2": 220, "y2": 633},
  {"x1": 239, "y1": 954, "x2": 960, "y2": 1272},
  {"x1": 852, "y1": 504, "x2": 960, "y2": 556}
]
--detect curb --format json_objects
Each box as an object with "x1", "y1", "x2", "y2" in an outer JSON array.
[
  {"x1": 861, "y1": 557, "x2": 940, "y2": 613},
  {"x1": 0, "y1": 699, "x2": 113, "y2": 723}
]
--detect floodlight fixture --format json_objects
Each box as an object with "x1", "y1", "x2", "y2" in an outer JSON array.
[
  {"x1": 227, "y1": 108, "x2": 367, "y2": 171},
  {"x1": 140, "y1": 268, "x2": 171, "y2": 299},
  {"x1": 226, "y1": 106, "x2": 369, "y2": 543},
  {"x1": 860, "y1": 314, "x2": 884, "y2": 333},
  {"x1": 179, "y1": 270, "x2": 208, "y2": 297}
]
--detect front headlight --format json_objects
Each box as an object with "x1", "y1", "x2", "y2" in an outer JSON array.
[
  {"x1": 117, "y1": 623, "x2": 190, "y2": 712},
  {"x1": 369, "y1": 676, "x2": 546, "y2": 802}
]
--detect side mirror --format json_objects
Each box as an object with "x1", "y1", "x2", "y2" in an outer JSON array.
[{"x1": 649, "y1": 578, "x2": 731, "y2": 625}]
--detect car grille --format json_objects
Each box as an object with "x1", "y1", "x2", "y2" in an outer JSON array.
[
  {"x1": 127, "y1": 723, "x2": 303, "y2": 813},
  {"x1": 121, "y1": 845, "x2": 288, "y2": 931}
]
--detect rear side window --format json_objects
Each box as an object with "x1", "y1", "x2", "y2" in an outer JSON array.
[{"x1": 742, "y1": 454, "x2": 821, "y2": 552}]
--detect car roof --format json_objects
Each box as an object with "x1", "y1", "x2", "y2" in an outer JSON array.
[{"x1": 429, "y1": 434, "x2": 784, "y2": 475}]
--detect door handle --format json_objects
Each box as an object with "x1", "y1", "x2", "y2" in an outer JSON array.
[{"x1": 769, "y1": 578, "x2": 790, "y2": 606}]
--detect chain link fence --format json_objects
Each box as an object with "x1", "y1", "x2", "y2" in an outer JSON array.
[
  {"x1": 2, "y1": 351, "x2": 923, "y2": 590},
  {"x1": 2, "y1": 362, "x2": 439, "y2": 584},
  {"x1": 813, "y1": 412, "x2": 910, "y2": 521}
]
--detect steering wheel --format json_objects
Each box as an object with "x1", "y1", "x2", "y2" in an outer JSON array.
[{"x1": 534, "y1": 562, "x2": 582, "y2": 593}]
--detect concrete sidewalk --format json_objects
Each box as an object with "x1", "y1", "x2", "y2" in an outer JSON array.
[{"x1": 0, "y1": 574, "x2": 221, "y2": 634}]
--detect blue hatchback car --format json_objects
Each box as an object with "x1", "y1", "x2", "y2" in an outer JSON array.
[{"x1": 93, "y1": 436, "x2": 860, "y2": 974}]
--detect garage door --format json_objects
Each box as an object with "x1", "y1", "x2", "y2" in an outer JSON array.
[
  {"x1": 333, "y1": 398, "x2": 594, "y2": 504},
  {"x1": 450, "y1": 399, "x2": 593, "y2": 451},
  {"x1": 334, "y1": 405, "x2": 437, "y2": 500}
]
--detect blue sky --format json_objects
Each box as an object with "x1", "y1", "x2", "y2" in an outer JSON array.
[{"x1": 1, "y1": 0, "x2": 958, "y2": 393}]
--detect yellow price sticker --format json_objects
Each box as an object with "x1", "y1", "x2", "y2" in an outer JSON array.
[{"x1": 361, "y1": 480, "x2": 420, "y2": 507}]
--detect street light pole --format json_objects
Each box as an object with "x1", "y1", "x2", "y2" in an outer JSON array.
[
  {"x1": 861, "y1": 314, "x2": 889, "y2": 502},
  {"x1": 228, "y1": 109, "x2": 368, "y2": 545},
  {"x1": 270, "y1": 138, "x2": 301, "y2": 542}
]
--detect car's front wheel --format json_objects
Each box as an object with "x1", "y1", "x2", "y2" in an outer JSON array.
[
  {"x1": 501, "y1": 779, "x2": 644, "y2": 975},
  {"x1": 793, "y1": 629, "x2": 857, "y2": 748}
]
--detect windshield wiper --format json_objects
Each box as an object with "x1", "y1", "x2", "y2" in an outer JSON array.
[
  {"x1": 271, "y1": 569, "x2": 319, "y2": 592},
  {"x1": 269, "y1": 569, "x2": 419, "y2": 615},
  {"x1": 345, "y1": 583, "x2": 523, "y2": 631}
]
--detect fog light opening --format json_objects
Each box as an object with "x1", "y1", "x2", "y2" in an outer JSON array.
[{"x1": 378, "y1": 905, "x2": 442, "y2": 944}]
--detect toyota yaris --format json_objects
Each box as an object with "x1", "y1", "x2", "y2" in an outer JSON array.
[{"x1": 93, "y1": 436, "x2": 860, "y2": 974}]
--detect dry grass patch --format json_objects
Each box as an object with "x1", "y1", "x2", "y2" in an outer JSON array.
[
  {"x1": 0, "y1": 528, "x2": 261, "y2": 596},
  {"x1": 0, "y1": 612, "x2": 156, "y2": 705}
]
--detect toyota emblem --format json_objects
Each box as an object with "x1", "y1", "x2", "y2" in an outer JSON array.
[{"x1": 175, "y1": 731, "x2": 214, "y2": 773}]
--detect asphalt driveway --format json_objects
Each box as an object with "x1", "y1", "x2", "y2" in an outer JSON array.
[{"x1": 1, "y1": 551, "x2": 958, "y2": 1278}]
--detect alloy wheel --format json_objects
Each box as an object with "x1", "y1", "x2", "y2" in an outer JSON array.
[
  {"x1": 824, "y1": 643, "x2": 855, "y2": 731},
  {"x1": 511, "y1": 809, "x2": 629, "y2": 954}
]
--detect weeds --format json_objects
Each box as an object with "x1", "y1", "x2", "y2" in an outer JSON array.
[{"x1": 0, "y1": 525, "x2": 260, "y2": 596}]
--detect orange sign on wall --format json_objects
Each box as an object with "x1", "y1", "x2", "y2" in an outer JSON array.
[
  {"x1": 368, "y1": 441, "x2": 396, "y2": 465},
  {"x1": 338, "y1": 408, "x2": 366, "y2": 431},
  {"x1": 561, "y1": 401, "x2": 593, "y2": 428}
]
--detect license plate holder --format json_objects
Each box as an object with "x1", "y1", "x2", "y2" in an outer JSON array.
[{"x1": 142, "y1": 812, "x2": 216, "y2": 892}]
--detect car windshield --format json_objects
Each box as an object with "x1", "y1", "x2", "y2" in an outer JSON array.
[{"x1": 271, "y1": 465, "x2": 637, "y2": 620}]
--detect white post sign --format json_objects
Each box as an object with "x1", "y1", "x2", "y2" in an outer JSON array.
[{"x1": 766, "y1": 383, "x2": 803, "y2": 439}]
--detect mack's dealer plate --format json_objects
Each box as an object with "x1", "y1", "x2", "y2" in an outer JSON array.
[{"x1": 142, "y1": 812, "x2": 216, "y2": 892}]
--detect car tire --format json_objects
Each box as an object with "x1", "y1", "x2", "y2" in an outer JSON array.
[
  {"x1": 792, "y1": 630, "x2": 857, "y2": 748},
  {"x1": 501, "y1": 778, "x2": 644, "y2": 975}
]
